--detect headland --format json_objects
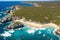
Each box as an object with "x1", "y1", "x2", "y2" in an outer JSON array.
[{"x1": 1, "y1": 2, "x2": 60, "y2": 35}]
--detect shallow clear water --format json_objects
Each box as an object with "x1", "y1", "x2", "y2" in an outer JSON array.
[{"x1": 0, "y1": 1, "x2": 60, "y2": 40}]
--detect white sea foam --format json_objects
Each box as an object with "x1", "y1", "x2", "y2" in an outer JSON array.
[
  {"x1": 53, "y1": 28, "x2": 57, "y2": 36},
  {"x1": 18, "y1": 28, "x2": 22, "y2": 30},
  {"x1": 34, "y1": 28, "x2": 46, "y2": 30},
  {"x1": 3, "y1": 37, "x2": 6, "y2": 39},
  {"x1": 4, "y1": 12, "x2": 7, "y2": 14},
  {"x1": 30, "y1": 26, "x2": 46, "y2": 30},
  {"x1": 27, "y1": 29, "x2": 35, "y2": 34},
  {"x1": 47, "y1": 29, "x2": 52, "y2": 33},
  {"x1": 43, "y1": 34, "x2": 46, "y2": 37},
  {"x1": 1, "y1": 31, "x2": 11, "y2": 37},
  {"x1": 8, "y1": 29, "x2": 14, "y2": 33},
  {"x1": 38, "y1": 31, "x2": 41, "y2": 34},
  {"x1": 39, "y1": 28, "x2": 46, "y2": 30},
  {"x1": 50, "y1": 38, "x2": 53, "y2": 40}
]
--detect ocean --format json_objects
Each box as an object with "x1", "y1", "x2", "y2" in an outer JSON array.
[{"x1": 0, "y1": 1, "x2": 60, "y2": 40}]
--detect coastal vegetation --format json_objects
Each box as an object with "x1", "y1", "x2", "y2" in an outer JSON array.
[
  {"x1": 13, "y1": 22, "x2": 21, "y2": 26},
  {"x1": 12, "y1": 2, "x2": 60, "y2": 25}
]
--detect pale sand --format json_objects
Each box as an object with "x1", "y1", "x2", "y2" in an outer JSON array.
[
  {"x1": 33, "y1": 3, "x2": 42, "y2": 7},
  {"x1": 14, "y1": 19, "x2": 59, "y2": 29},
  {"x1": 15, "y1": 6, "x2": 21, "y2": 10}
]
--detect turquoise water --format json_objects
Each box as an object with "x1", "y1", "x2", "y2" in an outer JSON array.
[
  {"x1": 0, "y1": 1, "x2": 60, "y2": 40},
  {"x1": 1, "y1": 25, "x2": 59, "y2": 40}
]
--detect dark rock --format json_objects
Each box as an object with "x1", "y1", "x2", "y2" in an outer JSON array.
[
  {"x1": 55, "y1": 30, "x2": 60, "y2": 35},
  {"x1": 13, "y1": 24, "x2": 24, "y2": 29},
  {"x1": 7, "y1": 10, "x2": 10, "y2": 13},
  {"x1": 1, "y1": 17, "x2": 12, "y2": 23},
  {"x1": 6, "y1": 24, "x2": 24, "y2": 29}
]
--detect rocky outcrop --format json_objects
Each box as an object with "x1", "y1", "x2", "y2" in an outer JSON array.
[
  {"x1": 1, "y1": 17, "x2": 13, "y2": 23},
  {"x1": 55, "y1": 30, "x2": 60, "y2": 35},
  {"x1": 12, "y1": 6, "x2": 21, "y2": 10},
  {"x1": 6, "y1": 24, "x2": 24, "y2": 29},
  {"x1": 1, "y1": 5, "x2": 20, "y2": 23}
]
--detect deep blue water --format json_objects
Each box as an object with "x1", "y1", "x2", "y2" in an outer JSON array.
[
  {"x1": 0, "y1": 1, "x2": 33, "y2": 19},
  {"x1": 0, "y1": 1, "x2": 33, "y2": 11},
  {"x1": 0, "y1": 1, "x2": 60, "y2": 40}
]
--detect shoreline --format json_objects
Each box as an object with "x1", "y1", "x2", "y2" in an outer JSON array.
[
  {"x1": 15, "y1": 19, "x2": 59, "y2": 29},
  {"x1": 15, "y1": 19, "x2": 60, "y2": 35},
  {"x1": 1, "y1": 5, "x2": 60, "y2": 35},
  {"x1": 7, "y1": 5, "x2": 60, "y2": 29}
]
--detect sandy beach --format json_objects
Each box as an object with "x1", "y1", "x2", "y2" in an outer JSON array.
[{"x1": 15, "y1": 19, "x2": 59, "y2": 29}]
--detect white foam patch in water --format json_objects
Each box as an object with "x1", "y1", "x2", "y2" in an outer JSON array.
[
  {"x1": 3, "y1": 37, "x2": 6, "y2": 39},
  {"x1": 53, "y1": 28, "x2": 57, "y2": 36},
  {"x1": 27, "y1": 29, "x2": 35, "y2": 34},
  {"x1": 47, "y1": 29, "x2": 52, "y2": 33},
  {"x1": 0, "y1": 31, "x2": 12, "y2": 37},
  {"x1": 43, "y1": 34, "x2": 46, "y2": 37},
  {"x1": 30, "y1": 27, "x2": 46, "y2": 30},
  {"x1": 4, "y1": 12, "x2": 7, "y2": 14},
  {"x1": 18, "y1": 28, "x2": 22, "y2": 30},
  {"x1": 8, "y1": 29, "x2": 15, "y2": 33},
  {"x1": 37, "y1": 31, "x2": 41, "y2": 34},
  {"x1": 50, "y1": 38, "x2": 53, "y2": 40},
  {"x1": 39, "y1": 28, "x2": 46, "y2": 30}
]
